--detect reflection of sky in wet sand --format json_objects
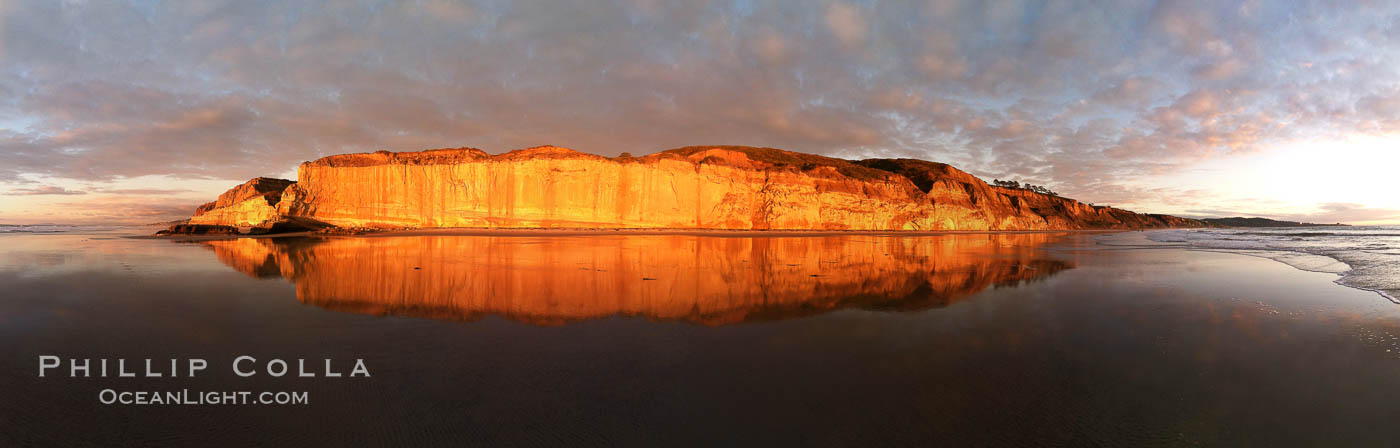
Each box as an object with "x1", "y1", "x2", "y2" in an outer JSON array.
[{"x1": 200, "y1": 234, "x2": 1075, "y2": 325}]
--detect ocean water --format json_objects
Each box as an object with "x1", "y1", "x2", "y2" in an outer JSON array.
[
  {"x1": 1147, "y1": 226, "x2": 1400, "y2": 302},
  {"x1": 0, "y1": 224, "x2": 128, "y2": 234}
]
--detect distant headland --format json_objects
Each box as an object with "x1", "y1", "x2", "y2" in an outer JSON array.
[
  {"x1": 1199, "y1": 217, "x2": 1350, "y2": 228},
  {"x1": 161, "y1": 145, "x2": 1209, "y2": 235}
]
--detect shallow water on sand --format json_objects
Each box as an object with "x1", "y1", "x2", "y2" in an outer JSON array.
[
  {"x1": 1150, "y1": 226, "x2": 1400, "y2": 302},
  {"x1": 4, "y1": 230, "x2": 1400, "y2": 446}
]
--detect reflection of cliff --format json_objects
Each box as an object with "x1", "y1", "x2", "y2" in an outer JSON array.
[{"x1": 200, "y1": 234, "x2": 1074, "y2": 325}]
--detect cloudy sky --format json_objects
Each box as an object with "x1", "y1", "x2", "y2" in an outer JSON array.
[{"x1": 2, "y1": 0, "x2": 1399, "y2": 225}]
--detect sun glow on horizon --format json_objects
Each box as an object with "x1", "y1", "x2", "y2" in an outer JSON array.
[{"x1": 1156, "y1": 134, "x2": 1400, "y2": 225}]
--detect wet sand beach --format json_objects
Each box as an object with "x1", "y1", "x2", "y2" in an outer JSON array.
[{"x1": 4, "y1": 229, "x2": 1400, "y2": 445}]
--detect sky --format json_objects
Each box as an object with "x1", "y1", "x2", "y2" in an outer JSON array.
[{"x1": 2, "y1": 0, "x2": 1399, "y2": 225}]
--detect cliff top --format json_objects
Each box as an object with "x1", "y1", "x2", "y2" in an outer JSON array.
[
  {"x1": 302, "y1": 145, "x2": 898, "y2": 181},
  {"x1": 496, "y1": 145, "x2": 609, "y2": 161},
  {"x1": 193, "y1": 176, "x2": 293, "y2": 216},
  {"x1": 662, "y1": 146, "x2": 893, "y2": 180},
  {"x1": 307, "y1": 147, "x2": 492, "y2": 167},
  {"x1": 856, "y1": 158, "x2": 972, "y2": 193},
  {"x1": 305, "y1": 145, "x2": 621, "y2": 167}
]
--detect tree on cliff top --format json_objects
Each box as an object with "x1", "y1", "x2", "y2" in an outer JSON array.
[{"x1": 993, "y1": 179, "x2": 1059, "y2": 196}]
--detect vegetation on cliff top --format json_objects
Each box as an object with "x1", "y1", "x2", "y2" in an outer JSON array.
[{"x1": 661, "y1": 146, "x2": 894, "y2": 181}]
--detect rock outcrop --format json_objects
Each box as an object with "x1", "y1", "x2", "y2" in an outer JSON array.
[
  {"x1": 187, "y1": 177, "x2": 293, "y2": 228},
  {"x1": 154, "y1": 224, "x2": 242, "y2": 235},
  {"x1": 170, "y1": 145, "x2": 1207, "y2": 233}
]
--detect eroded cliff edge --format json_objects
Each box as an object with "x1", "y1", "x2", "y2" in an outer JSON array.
[{"x1": 168, "y1": 145, "x2": 1208, "y2": 233}]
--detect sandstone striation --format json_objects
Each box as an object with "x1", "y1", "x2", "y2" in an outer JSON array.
[{"x1": 170, "y1": 145, "x2": 1207, "y2": 233}]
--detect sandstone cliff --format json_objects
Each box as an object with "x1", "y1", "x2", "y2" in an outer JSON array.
[
  {"x1": 854, "y1": 158, "x2": 1201, "y2": 230},
  {"x1": 187, "y1": 177, "x2": 292, "y2": 228},
  {"x1": 172, "y1": 145, "x2": 1206, "y2": 233}
]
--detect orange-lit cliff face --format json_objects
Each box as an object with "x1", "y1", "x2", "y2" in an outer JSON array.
[
  {"x1": 186, "y1": 177, "x2": 293, "y2": 228},
  {"x1": 177, "y1": 145, "x2": 1208, "y2": 232},
  {"x1": 278, "y1": 146, "x2": 938, "y2": 230},
  {"x1": 198, "y1": 233, "x2": 1074, "y2": 325}
]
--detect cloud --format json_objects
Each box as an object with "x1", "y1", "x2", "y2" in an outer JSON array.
[
  {"x1": 48, "y1": 198, "x2": 200, "y2": 225},
  {"x1": 1175, "y1": 89, "x2": 1223, "y2": 119},
  {"x1": 0, "y1": 0, "x2": 1398, "y2": 223},
  {"x1": 416, "y1": 0, "x2": 477, "y2": 22},
  {"x1": 823, "y1": 2, "x2": 867, "y2": 49},
  {"x1": 1179, "y1": 202, "x2": 1400, "y2": 225},
  {"x1": 1091, "y1": 77, "x2": 1168, "y2": 108},
  {"x1": 1263, "y1": 203, "x2": 1400, "y2": 224},
  {"x1": 750, "y1": 33, "x2": 791, "y2": 66},
  {"x1": 5, "y1": 185, "x2": 86, "y2": 195},
  {"x1": 1192, "y1": 58, "x2": 1246, "y2": 80},
  {"x1": 89, "y1": 188, "x2": 195, "y2": 195},
  {"x1": 0, "y1": 196, "x2": 202, "y2": 225}
]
